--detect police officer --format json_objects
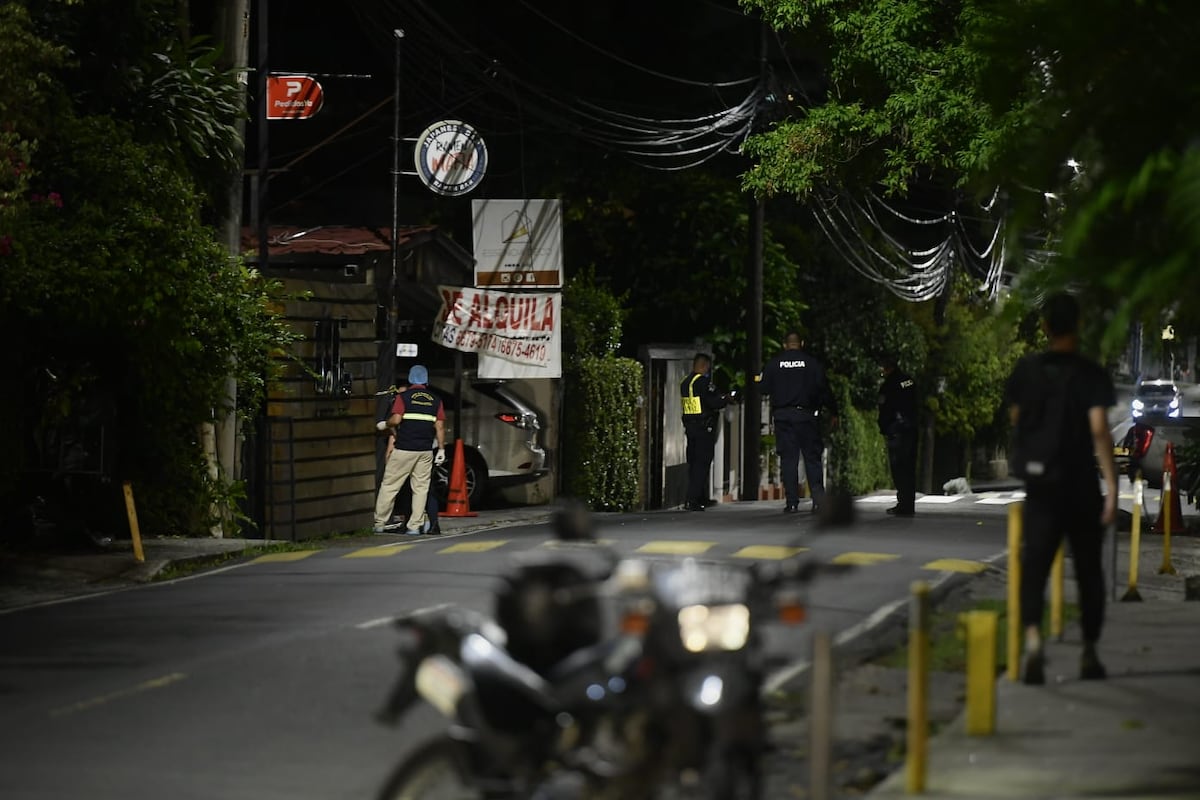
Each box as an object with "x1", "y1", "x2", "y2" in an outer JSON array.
[
  {"x1": 877, "y1": 355, "x2": 918, "y2": 516},
  {"x1": 760, "y1": 332, "x2": 838, "y2": 513},
  {"x1": 374, "y1": 365, "x2": 446, "y2": 534},
  {"x1": 680, "y1": 353, "x2": 728, "y2": 511}
]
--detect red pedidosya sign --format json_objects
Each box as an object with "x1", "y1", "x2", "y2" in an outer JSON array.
[{"x1": 266, "y1": 75, "x2": 324, "y2": 120}]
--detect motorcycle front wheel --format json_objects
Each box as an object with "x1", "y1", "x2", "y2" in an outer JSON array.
[{"x1": 377, "y1": 738, "x2": 483, "y2": 800}]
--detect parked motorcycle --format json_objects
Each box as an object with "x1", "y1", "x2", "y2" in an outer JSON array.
[{"x1": 373, "y1": 508, "x2": 833, "y2": 799}]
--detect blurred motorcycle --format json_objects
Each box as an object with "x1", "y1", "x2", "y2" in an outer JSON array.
[{"x1": 373, "y1": 508, "x2": 831, "y2": 799}]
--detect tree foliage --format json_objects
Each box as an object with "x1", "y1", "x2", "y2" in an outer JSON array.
[
  {"x1": 561, "y1": 167, "x2": 805, "y2": 382},
  {"x1": 740, "y1": 0, "x2": 995, "y2": 197},
  {"x1": 970, "y1": 1, "x2": 1200, "y2": 343},
  {"x1": 561, "y1": 275, "x2": 643, "y2": 511},
  {"x1": 562, "y1": 266, "x2": 627, "y2": 358},
  {"x1": 1, "y1": 1, "x2": 291, "y2": 536},
  {"x1": 741, "y1": 0, "x2": 1200, "y2": 346},
  {"x1": 827, "y1": 373, "x2": 890, "y2": 495},
  {"x1": 561, "y1": 356, "x2": 644, "y2": 512},
  {"x1": 926, "y1": 293, "x2": 1027, "y2": 444}
]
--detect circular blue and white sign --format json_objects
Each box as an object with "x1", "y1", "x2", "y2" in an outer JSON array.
[{"x1": 413, "y1": 119, "x2": 488, "y2": 197}]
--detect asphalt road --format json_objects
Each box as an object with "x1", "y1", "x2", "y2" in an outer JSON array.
[{"x1": 0, "y1": 503, "x2": 1013, "y2": 800}]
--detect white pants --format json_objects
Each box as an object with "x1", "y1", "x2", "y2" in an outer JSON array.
[{"x1": 374, "y1": 448, "x2": 433, "y2": 530}]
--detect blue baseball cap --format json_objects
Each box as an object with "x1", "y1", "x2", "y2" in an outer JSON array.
[{"x1": 407, "y1": 364, "x2": 429, "y2": 385}]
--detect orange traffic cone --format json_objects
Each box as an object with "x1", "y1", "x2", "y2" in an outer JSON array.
[
  {"x1": 441, "y1": 438, "x2": 477, "y2": 518},
  {"x1": 1153, "y1": 442, "x2": 1183, "y2": 534}
]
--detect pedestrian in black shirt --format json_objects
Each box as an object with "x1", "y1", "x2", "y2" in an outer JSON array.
[
  {"x1": 877, "y1": 355, "x2": 918, "y2": 516},
  {"x1": 680, "y1": 353, "x2": 728, "y2": 511},
  {"x1": 1004, "y1": 293, "x2": 1118, "y2": 685},
  {"x1": 759, "y1": 332, "x2": 838, "y2": 512}
]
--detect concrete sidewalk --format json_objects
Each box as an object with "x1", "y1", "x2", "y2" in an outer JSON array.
[{"x1": 868, "y1": 535, "x2": 1200, "y2": 799}]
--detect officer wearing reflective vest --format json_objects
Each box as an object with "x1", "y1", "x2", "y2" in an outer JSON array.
[
  {"x1": 759, "y1": 331, "x2": 838, "y2": 513},
  {"x1": 373, "y1": 365, "x2": 446, "y2": 534},
  {"x1": 877, "y1": 355, "x2": 918, "y2": 517},
  {"x1": 680, "y1": 353, "x2": 728, "y2": 511}
]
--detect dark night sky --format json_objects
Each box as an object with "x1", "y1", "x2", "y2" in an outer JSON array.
[{"x1": 252, "y1": 1, "x2": 766, "y2": 232}]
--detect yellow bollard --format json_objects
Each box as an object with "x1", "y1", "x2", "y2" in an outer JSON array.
[
  {"x1": 1049, "y1": 543, "x2": 1065, "y2": 641},
  {"x1": 962, "y1": 610, "x2": 998, "y2": 736},
  {"x1": 906, "y1": 581, "x2": 930, "y2": 794},
  {"x1": 1159, "y1": 471, "x2": 1177, "y2": 576},
  {"x1": 1006, "y1": 503, "x2": 1022, "y2": 682},
  {"x1": 122, "y1": 481, "x2": 146, "y2": 564},
  {"x1": 1122, "y1": 477, "x2": 1144, "y2": 602}
]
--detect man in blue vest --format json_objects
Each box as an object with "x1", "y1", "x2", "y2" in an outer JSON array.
[
  {"x1": 680, "y1": 352, "x2": 729, "y2": 511},
  {"x1": 374, "y1": 365, "x2": 446, "y2": 534}
]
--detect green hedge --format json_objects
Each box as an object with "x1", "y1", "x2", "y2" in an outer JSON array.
[
  {"x1": 562, "y1": 355, "x2": 643, "y2": 511},
  {"x1": 827, "y1": 373, "x2": 892, "y2": 496}
]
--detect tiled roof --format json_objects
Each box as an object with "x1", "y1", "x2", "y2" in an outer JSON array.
[{"x1": 239, "y1": 225, "x2": 438, "y2": 257}]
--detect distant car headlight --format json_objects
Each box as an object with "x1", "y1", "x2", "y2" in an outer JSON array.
[
  {"x1": 1169, "y1": 397, "x2": 1180, "y2": 409},
  {"x1": 678, "y1": 604, "x2": 750, "y2": 653},
  {"x1": 1132, "y1": 398, "x2": 1145, "y2": 410}
]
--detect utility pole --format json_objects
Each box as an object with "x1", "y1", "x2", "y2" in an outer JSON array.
[
  {"x1": 255, "y1": 0, "x2": 269, "y2": 276},
  {"x1": 740, "y1": 23, "x2": 768, "y2": 501},
  {"x1": 922, "y1": 254, "x2": 954, "y2": 494},
  {"x1": 742, "y1": 196, "x2": 764, "y2": 500},
  {"x1": 377, "y1": 29, "x2": 404, "y2": 487},
  {"x1": 214, "y1": 0, "x2": 250, "y2": 256},
  {"x1": 205, "y1": 0, "x2": 251, "y2": 535}
]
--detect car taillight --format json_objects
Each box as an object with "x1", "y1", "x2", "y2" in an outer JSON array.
[
  {"x1": 496, "y1": 411, "x2": 537, "y2": 430},
  {"x1": 1133, "y1": 425, "x2": 1155, "y2": 459}
]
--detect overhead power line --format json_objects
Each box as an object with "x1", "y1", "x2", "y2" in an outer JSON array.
[
  {"x1": 514, "y1": 0, "x2": 759, "y2": 89},
  {"x1": 812, "y1": 190, "x2": 1013, "y2": 302}
]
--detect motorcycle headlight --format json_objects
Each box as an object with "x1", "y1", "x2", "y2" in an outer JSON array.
[
  {"x1": 678, "y1": 604, "x2": 750, "y2": 653},
  {"x1": 1132, "y1": 398, "x2": 1145, "y2": 410}
]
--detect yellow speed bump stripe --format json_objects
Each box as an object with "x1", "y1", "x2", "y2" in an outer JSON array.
[
  {"x1": 542, "y1": 539, "x2": 616, "y2": 548},
  {"x1": 250, "y1": 550, "x2": 320, "y2": 564},
  {"x1": 343, "y1": 545, "x2": 417, "y2": 559},
  {"x1": 832, "y1": 551, "x2": 901, "y2": 566},
  {"x1": 733, "y1": 545, "x2": 809, "y2": 560},
  {"x1": 440, "y1": 540, "x2": 509, "y2": 554},
  {"x1": 923, "y1": 558, "x2": 988, "y2": 574},
  {"x1": 637, "y1": 540, "x2": 715, "y2": 556}
]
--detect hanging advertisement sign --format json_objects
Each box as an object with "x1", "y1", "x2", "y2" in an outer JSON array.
[
  {"x1": 413, "y1": 120, "x2": 488, "y2": 196},
  {"x1": 471, "y1": 199, "x2": 563, "y2": 288},
  {"x1": 265, "y1": 75, "x2": 324, "y2": 120},
  {"x1": 431, "y1": 286, "x2": 561, "y2": 378}
]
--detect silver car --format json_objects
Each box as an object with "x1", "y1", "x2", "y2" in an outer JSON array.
[
  {"x1": 427, "y1": 380, "x2": 549, "y2": 507},
  {"x1": 1131, "y1": 378, "x2": 1183, "y2": 420}
]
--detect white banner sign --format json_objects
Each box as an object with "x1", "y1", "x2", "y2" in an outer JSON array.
[
  {"x1": 432, "y1": 286, "x2": 562, "y2": 378},
  {"x1": 471, "y1": 199, "x2": 563, "y2": 288}
]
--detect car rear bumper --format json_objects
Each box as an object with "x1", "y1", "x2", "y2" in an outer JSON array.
[{"x1": 488, "y1": 469, "x2": 551, "y2": 489}]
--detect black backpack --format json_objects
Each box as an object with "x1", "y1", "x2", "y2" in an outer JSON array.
[{"x1": 1010, "y1": 355, "x2": 1077, "y2": 486}]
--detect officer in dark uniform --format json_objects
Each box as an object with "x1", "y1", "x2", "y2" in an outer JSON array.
[
  {"x1": 680, "y1": 353, "x2": 728, "y2": 511},
  {"x1": 877, "y1": 355, "x2": 918, "y2": 516},
  {"x1": 760, "y1": 332, "x2": 838, "y2": 512}
]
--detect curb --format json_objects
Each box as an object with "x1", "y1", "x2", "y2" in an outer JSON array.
[{"x1": 762, "y1": 551, "x2": 1007, "y2": 697}]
